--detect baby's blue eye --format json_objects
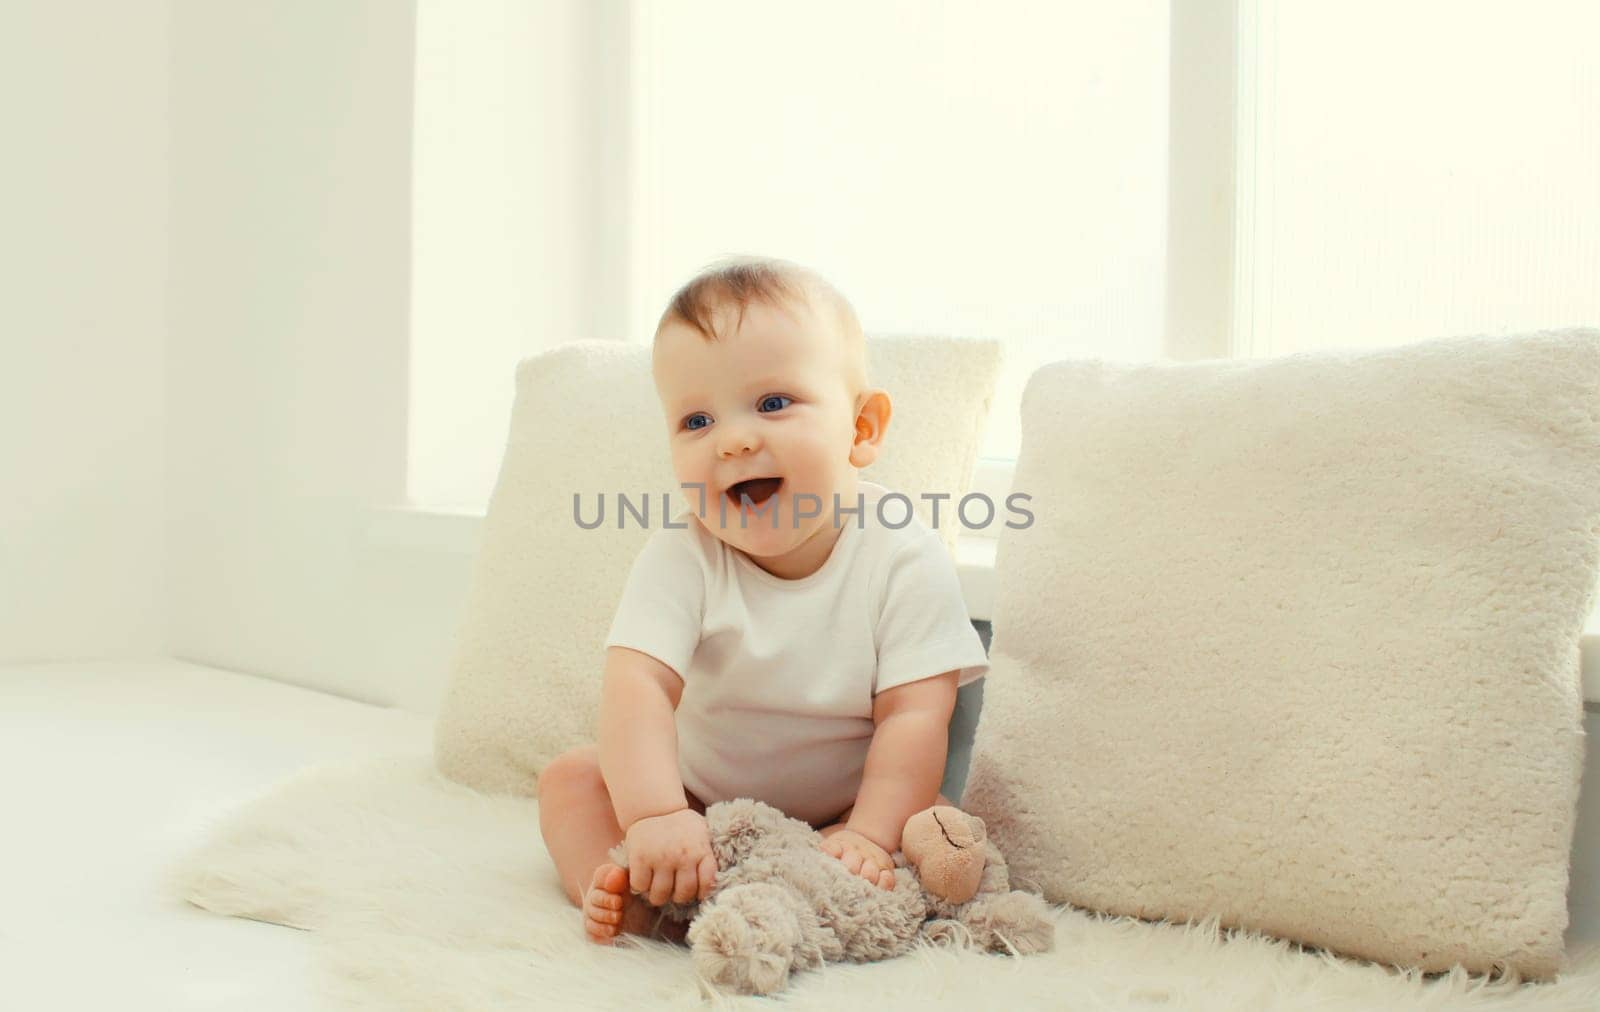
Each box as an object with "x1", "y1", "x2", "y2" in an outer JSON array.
[
  {"x1": 759, "y1": 395, "x2": 793, "y2": 413},
  {"x1": 684, "y1": 413, "x2": 711, "y2": 431}
]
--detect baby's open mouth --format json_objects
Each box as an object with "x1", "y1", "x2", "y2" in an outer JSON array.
[{"x1": 725, "y1": 476, "x2": 784, "y2": 507}]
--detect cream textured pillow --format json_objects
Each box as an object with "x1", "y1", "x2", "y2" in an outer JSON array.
[
  {"x1": 434, "y1": 336, "x2": 1000, "y2": 797},
  {"x1": 963, "y1": 328, "x2": 1600, "y2": 981}
]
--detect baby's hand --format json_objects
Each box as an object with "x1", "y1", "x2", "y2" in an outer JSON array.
[
  {"x1": 818, "y1": 825, "x2": 896, "y2": 890},
  {"x1": 623, "y1": 807, "x2": 717, "y2": 907}
]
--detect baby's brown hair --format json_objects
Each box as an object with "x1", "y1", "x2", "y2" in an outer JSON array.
[
  {"x1": 654, "y1": 255, "x2": 868, "y2": 399},
  {"x1": 656, "y1": 255, "x2": 859, "y2": 343}
]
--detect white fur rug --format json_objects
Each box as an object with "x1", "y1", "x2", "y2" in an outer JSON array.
[{"x1": 167, "y1": 755, "x2": 1600, "y2": 1010}]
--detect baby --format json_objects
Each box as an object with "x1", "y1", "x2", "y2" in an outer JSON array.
[{"x1": 536, "y1": 256, "x2": 989, "y2": 944}]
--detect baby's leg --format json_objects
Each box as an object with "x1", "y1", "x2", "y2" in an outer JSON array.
[{"x1": 536, "y1": 743, "x2": 703, "y2": 943}]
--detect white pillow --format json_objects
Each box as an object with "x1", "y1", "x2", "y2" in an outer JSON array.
[
  {"x1": 434, "y1": 337, "x2": 1001, "y2": 797},
  {"x1": 963, "y1": 328, "x2": 1600, "y2": 981}
]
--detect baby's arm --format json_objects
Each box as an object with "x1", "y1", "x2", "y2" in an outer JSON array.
[
  {"x1": 845, "y1": 669, "x2": 960, "y2": 854},
  {"x1": 599, "y1": 646, "x2": 718, "y2": 905},
  {"x1": 597, "y1": 645, "x2": 691, "y2": 829}
]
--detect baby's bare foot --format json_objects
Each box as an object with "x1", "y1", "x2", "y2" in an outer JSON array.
[{"x1": 583, "y1": 864, "x2": 652, "y2": 944}]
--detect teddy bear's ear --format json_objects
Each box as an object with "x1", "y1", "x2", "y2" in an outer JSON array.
[
  {"x1": 723, "y1": 809, "x2": 758, "y2": 841},
  {"x1": 715, "y1": 799, "x2": 768, "y2": 847},
  {"x1": 969, "y1": 815, "x2": 987, "y2": 842}
]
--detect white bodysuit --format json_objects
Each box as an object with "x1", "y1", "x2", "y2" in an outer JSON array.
[{"x1": 603, "y1": 480, "x2": 989, "y2": 826}]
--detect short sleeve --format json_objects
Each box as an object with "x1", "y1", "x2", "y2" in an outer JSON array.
[
  {"x1": 873, "y1": 530, "x2": 990, "y2": 695},
  {"x1": 603, "y1": 527, "x2": 705, "y2": 682}
]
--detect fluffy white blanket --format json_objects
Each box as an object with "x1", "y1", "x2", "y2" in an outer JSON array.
[{"x1": 169, "y1": 755, "x2": 1600, "y2": 1010}]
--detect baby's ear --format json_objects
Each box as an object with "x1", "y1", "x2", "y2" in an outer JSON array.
[{"x1": 848, "y1": 389, "x2": 891, "y2": 464}]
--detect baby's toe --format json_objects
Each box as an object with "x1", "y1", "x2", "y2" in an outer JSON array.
[
  {"x1": 583, "y1": 864, "x2": 637, "y2": 944},
  {"x1": 594, "y1": 863, "x2": 629, "y2": 895},
  {"x1": 584, "y1": 904, "x2": 621, "y2": 943}
]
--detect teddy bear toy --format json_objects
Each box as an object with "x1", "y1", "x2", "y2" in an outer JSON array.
[{"x1": 607, "y1": 799, "x2": 1055, "y2": 995}]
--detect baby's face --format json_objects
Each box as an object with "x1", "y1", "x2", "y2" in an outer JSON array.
[{"x1": 654, "y1": 297, "x2": 862, "y2": 561}]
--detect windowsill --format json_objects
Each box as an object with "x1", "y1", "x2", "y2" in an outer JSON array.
[
  {"x1": 364, "y1": 503, "x2": 1002, "y2": 620},
  {"x1": 367, "y1": 504, "x2": 1600, "y2": 705},
  {"x1": 952, "y1": 532, "x2": 998, "y2": 623}
]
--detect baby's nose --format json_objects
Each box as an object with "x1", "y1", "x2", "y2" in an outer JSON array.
[{"x1": 716, "y1": 428, "x2": 760, "y2": 457}]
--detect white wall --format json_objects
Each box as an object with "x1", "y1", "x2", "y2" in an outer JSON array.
[
  {"x1": 1, "y1": 2, "x2": 168, "y2": 662},
  {"x1": 1, "y1": 0, "x2": 465, "y2": 710},
  {"x1": 166, "y1": 0, "x2": 444, "y2": 706}
]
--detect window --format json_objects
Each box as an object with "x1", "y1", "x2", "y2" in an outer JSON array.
[
  {"x1": 409, "y1": 1, "x2": 1598, "y2": 511},
  {"x1": 410, "y1": 0, "x2": 1168, "y2": 508},
  {"x1": 1234, "y1": 0, "x2": 1599, "y2": 358},
  {"x1": 628, "y1": 0, "x2": 1170, "y2": 470}
]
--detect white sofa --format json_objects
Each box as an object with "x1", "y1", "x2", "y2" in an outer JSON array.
[
  {"x1": 5, "y1": 652, "x2": 1598, "y2": 1009},
  {"x1": 1, "y1": 659, "x2": 431, "y2": 1011}
]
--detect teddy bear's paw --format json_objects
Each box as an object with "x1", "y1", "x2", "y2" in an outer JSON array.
[
  {"x1": 687, "y1": 883, "x2": 805, "y2": 996},
  {"x1": 920, "y1": 918, "x2": 975, "y2": 950},
  {"x1": 692, "y1": 942, "x2": 791, "y2": 996},
  {"x1": 967, "y1": 891, "x2": 1057, "y2": 955}
]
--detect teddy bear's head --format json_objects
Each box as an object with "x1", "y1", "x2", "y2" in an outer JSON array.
[{"x1": 901, "y1": 805, "x2": 988, "y2": 904}]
